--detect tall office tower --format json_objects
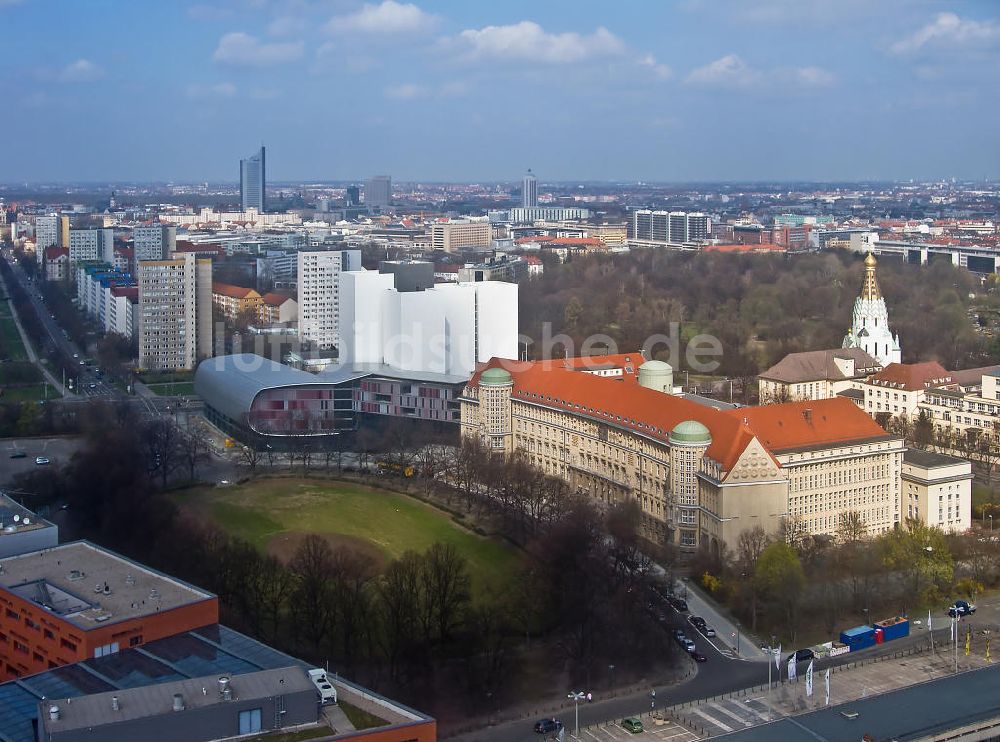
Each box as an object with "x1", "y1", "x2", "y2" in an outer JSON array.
[
  {"x1": 35, "y1": 215, "x2": 59, "y2": 265},
  {"x1": 345, "y1": 186, "x2": 360, "y2": 207},
  {"x1": 297, "y1": 249, "x2": 362, "y2": 350},
  {"x1": 67, "y1": 228, "x2": 114, "y2": 264},
  {"x1": 240, "y1": 146, "x2": 266, "y2": 212},
  {"x1": 429, "y1": 220, "x2": 493, "y2": 252},
  {"x1": 133, "y1": 224, "x2": 177, "y2": 262},
  {"x1": 630, "y1": 210, "x2": 712, "y2": 245},
  {"x1": 522, "y1": 169, "x2": 538, "y2": 209},
  {"x1": 138, "y1": 253, "x2": 212, "y2": 371},
  {"x1": 364, "y1": 176, "x2": 391, "y2": 210}
]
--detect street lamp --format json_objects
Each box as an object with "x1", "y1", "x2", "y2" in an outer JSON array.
[
  {"x1": 991, "y1": 515, "x2": 994, "y2": 532},
  {"x1": 608, "y1": 664, "x2": 615, "y2": 690},
  {"x1": 567, "y1": 691, "x2": 585, "y2": 737}
]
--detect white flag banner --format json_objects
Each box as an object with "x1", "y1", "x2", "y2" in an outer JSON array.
[
  {"x1": 805, "y1": 660, "x2": 814, "y2": 697},
  {"x1": 787, "y1": 656, "x2": 797, "y2": 681},
  {"x1": 775, "y1": 644, "x2": 782, "y2": 671},
  {"x1": 928, "y1": 610, "x2": 932, "y2": 632},
  {"x1": 824, "y1": 669, "x2": 830, "y2": 706},
  {"x1": 951, "y1": 617, "x2": 957, "y2": 642}
]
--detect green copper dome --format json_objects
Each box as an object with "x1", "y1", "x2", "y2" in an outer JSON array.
[
  {"x1": 669, "y1": 420, "x2": 711, "y2": 444},
  {"x1": 480, "y1": 367, "x2": 513, "y2": 386}
]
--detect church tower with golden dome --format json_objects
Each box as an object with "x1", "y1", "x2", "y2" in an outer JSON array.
[{"x1": 843, "y1": 253, "x2": 901, "y2": 366}]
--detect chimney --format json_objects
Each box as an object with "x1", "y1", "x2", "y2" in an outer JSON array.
[{"x1": 173, "y1": 693, "x2": 185, "y2": 712}]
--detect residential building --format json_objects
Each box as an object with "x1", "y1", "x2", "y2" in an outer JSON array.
[
  {"x1": 522, "y1": 169, "x2": 538, "y2": 209},
  {"x1": 460, "y1": 359, "x2": 903, "y2": 550},
  {"x1": 429, "y1": 219, "x2": 492, "y2": 252},
  {"x1": 364, "y1": 175, "x2": 391, "y2": 210},
  {"x1": 0, "y1": 541, "x2": 218, "y2": 680},
  {"x1": 211, "y1": 282, "x2": 262, "y2": 321},
  {"x1": 504, "y1": 207, "x2": 591, "y2": 222},
  {"x1": 59, "y1": 215, "x2": 70, "y2": 248},
  {"x1": 239, "y1": 146, "x2": 265, "y2": 212},
  {"x1": 0, "y1": 493, "x2": 58, "y2": 559},
  {"x1": 76, "y1": 263, "x2": 138, "y2": 338},
  {"x1": 297, "y1": 249, "x2": 361, "y2": 350},
  {"x1": 862, "y1": 361, "x2": 952, "y2": 418},
  {"x1": 35, "y1": 215, "x2": 59, "y2": 265},
  {"x1": 630, "y1": 210, "x2": 711, "y2": 247},
  {"x1": 919, "y1": 366, "x2": 1000, "y2": 440},
  {"x1": 259, "y1": 293, "x2": 297, "y2": 324},
  {"x1": 901, "y1": 449, "x2": 972, "y2": 533},
  {"x1": 843, "y1": 253, "x2": 902, "y2": 366},
  {"x1": 67, "y1": 228, "x2": 113, "y2": 265},
  {"x1": 44, "y1": 247, "x2": 69, "y2": 282},
  {"x1": 339, "y1": 270, "x2": 518, "y2": 377},
  {"x1": 758, "y1": 348, "x2": 881, "y2": 403},
  {"x1": 138, "y1": 253, "x2": 212, "y2": 371},
  {"x1": 133, "y1": 224, "x2": 176, "y2": 262}
]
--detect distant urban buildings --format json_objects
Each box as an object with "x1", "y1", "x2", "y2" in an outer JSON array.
[
  {"x1": 133, "y1": 224, "x2": 176, "y2": 262},
  {"x1": 68, "y1": 227, "x2": 113, "y2": 264},
  {"x1": 297, "y1": 249, "x2": 362, "y2": 350},
  {"x1": 630, "y1": 210, "x2": 711, "y2": 247},
  {"x1": 138, "y1": 253, "x2": 212, "y2": 371},
  {"x1": 522, "y1": 169, "x2": 538, "y2": 209},
  {"x1": 364, "y1": 175, "x2": 391, "y2": 210},
  {"x1": 239, "y1": 146, "x2": 266, "y2": 212},
  {"x1": 429, "y1": 219, "x2": 492, "y2": 252},
  {"x1": 34, "y1": 214, "x2": 59, "y2": 263}
]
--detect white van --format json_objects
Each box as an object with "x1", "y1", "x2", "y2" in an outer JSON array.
[{"x1": 308, "y1": 669, "x2": 338, "y2": 705}]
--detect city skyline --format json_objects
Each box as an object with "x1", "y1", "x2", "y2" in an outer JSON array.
[{"x1": 1, "y1": 0, "x2": 998, "y2": 183}]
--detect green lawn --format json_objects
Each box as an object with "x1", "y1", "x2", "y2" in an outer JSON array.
[
  {"x1": 0, "y1": 384, "x2": 59, "y2": 401},
  {"x1": 147, "y1": 381, "x2": 196, "y2": 396},
  {"x1": 179, "y1": 478, "x2": 521, "y2": 595},
  {"x1": 0, "y1": 315, "x2": 27, "y2": 361}
]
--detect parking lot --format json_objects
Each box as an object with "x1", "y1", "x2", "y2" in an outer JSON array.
[
  {"x1": 0, "y1": 437, "x2": 84, "y2": 483},
  {"x1": 570, "y1": 716, "x2": 700, "y2": 741}
]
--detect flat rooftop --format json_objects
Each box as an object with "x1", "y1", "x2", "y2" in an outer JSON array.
[
  {"x1": 0, "y1": 541, "x2": 215, "y2": 630},
  {"x1": 40, "y1": 665, "x2": 312, "y2": 734},
  {"x1": 903, "y1": 448, "x2": 968, "y2": 469},
  {"x1": 0, "y1": 493, "x2": 54, "y2": 537}
]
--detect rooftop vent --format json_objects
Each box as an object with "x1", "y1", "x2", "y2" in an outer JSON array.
[
  {"x1": 111, "y1": 696, "x2": 120, "y2": 712},
  {"x1": 67, "y1": 570, "x2": 84, "y2": 581},
  {"x1": 172, "y1": 693, "x2": 185, "y2": 712},
  {"x1": 149, "y1": 588, "x2": 160, "y2": 600},
  {"x1": 49, "y1": 705, "x2": 60, "y2": 721},
  {"x1": 125, "y1": 574, "x2": 135, "y2": 587}
]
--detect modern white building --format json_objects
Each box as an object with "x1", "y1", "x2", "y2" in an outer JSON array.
[
  {"x1": 240, "y1": 146, "x2": 266, "y2": 212},
  {"x1": 138, "y1": 253, "x2": 212, "y2": 371},
  {"x1": 68, "y1": 228, "x2": 114, "y2": 265},
  {"x1": 630, "y1": 210, "x2": 711, "y2": 246},
  {"x1": 522, "y1": 169, "x2": 538, "y2": 209},
  {"x1": 843, "y1": 253, "x2": 902, "y2": 366},
  {"x1": 133, "y1": 224, "x2": 176, "y2": 262},
  {"x1": 429, "y1": 220, "x2": 492, "y2": 252},
  {"x1": 901, "y1": 449, "x2": 972, "y2": 533},
  {"x1": 364, "y1": 175, "x2": 391, "y2": 210},
  {"x1": 502, "y1": 207, "x2": 591, "y2": 223},
  {"x1": 297, "y1": 249, "x2": 362, "y2": 350},
  {"x1": 339, "y1": 270, "x2": 518, "y2": 378}
]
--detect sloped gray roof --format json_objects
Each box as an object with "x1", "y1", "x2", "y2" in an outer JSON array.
[{"x1": 759, "y1": 348, "x2": 880, "y2": 384}]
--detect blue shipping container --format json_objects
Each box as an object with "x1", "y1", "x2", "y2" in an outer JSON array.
[
  {"x1": 873, "y1": 617, "x2": 909, "y2": 642},
  {"x1": 840, "y1": 625, "x2": 876, "y2": 651}
]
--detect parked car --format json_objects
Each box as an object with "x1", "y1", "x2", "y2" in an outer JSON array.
[
  {"x1": 689, "y1": 615, "x2": 706, "y2": 629},
  {"x1": 701, "y1": 625, "x2": 717, "y2": 638},
  {"x1": 786, "y1": 648, "x2": 814, "y2": 664},
  {"x1": 670, "y1": 597, "x2": 689, "y2": 612},
  {"x1": 681, "y1": 638, "x2": 696, "y2": 653},
  {"x1": 622, "y1": 717, "x2": 644, "y2": 734},
  {"x1": 9, "y1": 451, "x2": 26, "y2": 459},
  {"x1": 307, "y1": 669, "x2": 337, "y2": 704},
  {"x1": 671, "y1": 628, "x2": 686, "y2": 640},
  {"x1": 691, "y1": 651, "x2": 708, "y2": 663},
  {"x1": 34, "y1": 456, "x2": 49, "y2": 465},
  {"x1": 534, "y1": 718, "x2": 563, "y2": 734},
  {"x1": 948, "y1": 600, "x2": 976, "y2": 617}
]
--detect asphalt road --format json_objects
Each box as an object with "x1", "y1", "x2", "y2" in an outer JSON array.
[{"x1": 0, "y1": 437, "x2": 84, "y2": 484}]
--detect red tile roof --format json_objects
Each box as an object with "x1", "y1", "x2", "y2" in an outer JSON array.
[
  {"x1": 727, "y1": 398, "x2": 890, "y2": 454},
  {"x1": 44, "y1": 247, "x2": 68, "y2": 261},
  {"x1": 261, "y1": 292, "x2": 293, "y2": 306},
  {"x1": 212, "y1": 282, "x2": 258, "y2": 299},
  {"x1": 469, "y1": 359, "x2": 896, "y2": 471},
  {"x1": 867, "y1": 362, "x2": 952, "y2": 391}
]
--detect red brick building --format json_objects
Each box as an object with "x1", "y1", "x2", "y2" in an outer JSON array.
[{"x1": 0, "y1": 541, "x2": 218, "y2": 679}]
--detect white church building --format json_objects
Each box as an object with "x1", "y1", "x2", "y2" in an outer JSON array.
[{"x1": 843, "y1": 253, "x2": 901, "y2": 367}]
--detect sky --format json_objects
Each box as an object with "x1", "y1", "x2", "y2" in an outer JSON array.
[{"x1": 1, "y1": 0, "x2": 998, "y2": 183}]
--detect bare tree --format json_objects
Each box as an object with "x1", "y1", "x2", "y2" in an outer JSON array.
[
  {"x1": 141, "y1": 418, "x2": 182, "y2": 487},
  {"x1": 240, "y1": 444, "x2": 264, "y2": 474},
  {"x1": 836, "y1": 510, "x2": 868, "y2": 544},
  {"x1": 179, "y1": 427, "x2": 211, "y2": 481},
  {"x1": 419, "y1": 542, "x2": 472, "y2": 646},
  {"x1": 289, "y1": 535, "x2": 336, "y2": 651}
]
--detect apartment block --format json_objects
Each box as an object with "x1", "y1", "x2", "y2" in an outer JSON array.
[
  {"x1": 68, "y1": 228, "x2": 114, "y2": 265},
  {"x1": 133, "y1": 224, "x2": 176, "y2": 262},
  {"x1": 429, "y1": 220, "x2": 492, "y2": 252},
  {"x1": 138, "y1": 253, "x2": 212, "y2": 370},
  {"x1": 297, "y1": 249, "x2": 361, "y2": 350}
]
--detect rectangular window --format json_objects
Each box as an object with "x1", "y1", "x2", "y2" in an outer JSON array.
[{"x1": 239, "y1": 708, "x2": 262, "y2": 734}]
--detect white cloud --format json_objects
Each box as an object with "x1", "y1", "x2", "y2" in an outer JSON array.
[
  {"x1": 454, "y1": 21, "x2": 625, "y2": 64},
  {"x1": 186, "y1": 82, "x2": 238, "y2": 98},
  {"x1": 55, "y1": 59, "x2": 104, "y2": 83},
  {"x1": 212, "y1": 31, "x2": 304, "y2": 66},
  {"x1": 385, "y1": 82, "x2": 425, "y2": 99},
  {"x1": 326, "y1": 1, "x2": 434, "y2": 35},
  {"x1": 268, "y1": 15, "x2": 308, "y2": 37},
  {"x1": 890, "y1": 12, "x2": 1000, "y2": 55},
  {"x1": 638, "y1": 53, "x2": 672, "y2": 80},
  {"x1": 686, "y1": 54, "x2": 834, "y2": 89},
  {"x1": 685, "y1": 54, "x2": 758, "y2": 87}
]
